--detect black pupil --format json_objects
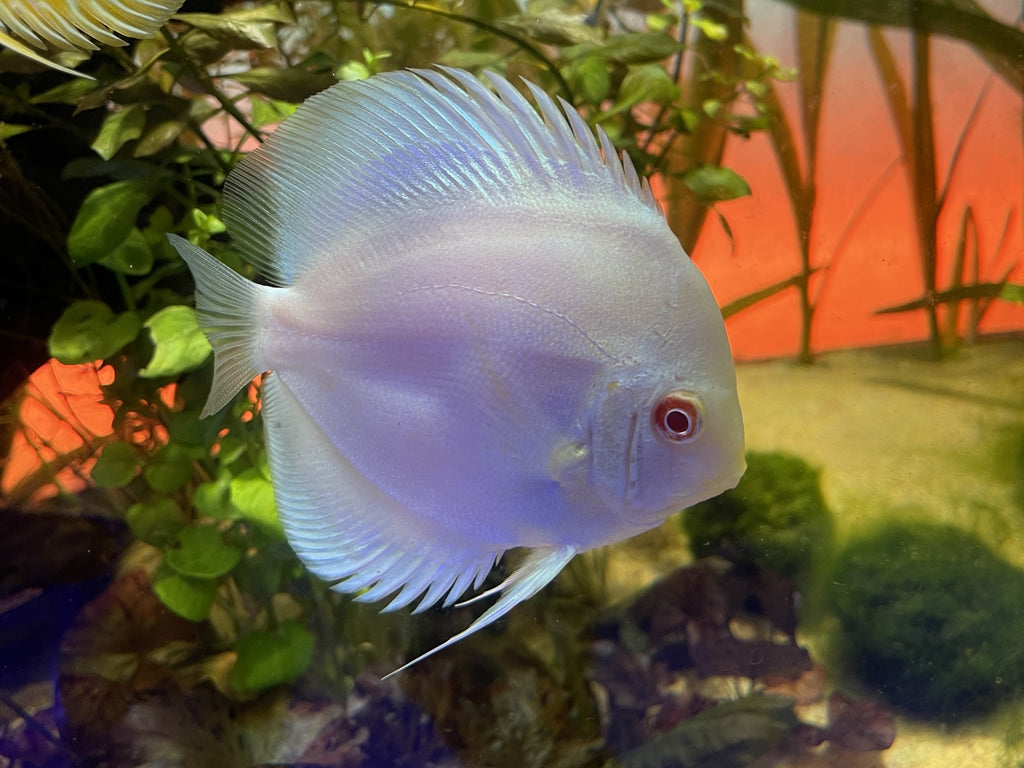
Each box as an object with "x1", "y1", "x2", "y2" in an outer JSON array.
[{"x1": 665, "y1": 408, "x2": 691, "y2": 435}]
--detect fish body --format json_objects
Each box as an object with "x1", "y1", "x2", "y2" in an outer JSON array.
[{"x1": 171, "y1": 67, "x2": 745, "y2": 674}]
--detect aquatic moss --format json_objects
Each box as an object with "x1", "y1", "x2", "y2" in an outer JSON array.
[
  {"x1": 830, "y1": 520, "x2": 1024, "y2": 720},
  {"x1": 681, "y1": 451, "x2": 833, "y2": 589}
]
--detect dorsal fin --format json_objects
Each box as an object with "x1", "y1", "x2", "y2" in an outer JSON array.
[{"x1": 223, "y1": 67, "x2": 659, "y2": 286}]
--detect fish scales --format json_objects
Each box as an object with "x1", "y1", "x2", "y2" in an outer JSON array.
[{"x1": 171, "y1": 66, "x2": 746, "y2": 676}]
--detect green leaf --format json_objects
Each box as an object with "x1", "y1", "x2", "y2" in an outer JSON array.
[
  {"x1": 92, "y1": 441, "x2": 138, "y2": 487},
  {"x1": 126, "y1": 499, "x2": 188, "y2": 547},
  {"x1": 1001, "y1": 284, "x2": 1024, "y2": 305},
  {"x1": 603, "y1": 65, "x2": 680, "y2": 117},
  {"x1": 92, "y1": 104, "x2": 146, "y2": 160},
  {"x1": 48, "y1": 300, "x2": 141, "y2": 364},
  {"x1": 876, "y1": 283, "x2": 1012, "y2": 315},
  {"x1": 230, "y1": 467, "x2": 283, "y2": 537},
  {"x1": 215, "y1": 435, "x2": 247, "y2": 466},
  {"x1": 646, "y1": 13, "x2": 671, "y2": 33},
  {"x1": 133, "y1": 118, "x2": 186, "y2": 158},
  {"x1": 437, "y1": 49, "x2": 508, "y2": 70},
  {"x1": 229, "y1": 620, "x2": 314, "y2": 692},
  {"x1": 594, "y1": 32, "x2": 685, "y2": 64},
  {"x1": 498, "y1": 11, "x2": 603, "y2": 46},
  {"x1": 30, "y1": 77, "x2": 97, "y2": 105},
  {"x1": 193, "y1": 473, "x2": 240, "y2": 520},
  {"x1": 563, "y1": 56, "x2": 611, "y2": 104},
  {"x1": 722, "y1": 274, "x2": 806, "y2": 319},
  {"x1": 67, "y1": 179, "x2": 154, "y2": 266},
  {"x1": 144, "y1": 443, "x2": 195, "y2": 492},
  {"x1": 191, "y1": 209, "x2": 227, "y2": 235},
  {"x1": 153, "y1": 570, "x2": 218, "y2": 621},
  {"x1": 233, "y1": 67, "x2": 335, "y2": 103},
  {"x1": 166, "y1": 525, "x2": 243, "y2": 579},
  {"x1": 174, "y1": 11, "x2": 278, "y2": 49},
  {"x1": 139, "y1": 306, "x2": 213, "y2": 379},
  {"x1": 250, "y1": 97, "x2": 296, "y2": 129},
  {"x1": 0, "y1": 124, "x2": 33, "y2": 140},
  {"x1": 681, "y1": 165, "x2": 751, "y2": 203},
  {"x1": 692, "y1": 16, "x2": 729, "y2": 41},
  {"x1": 702, "y1": 98, "x2": 722, "y2": 117},
  {"x1": 164, "y1": 408, "x2": 213, "y2": 446},
  {"x1": 99, "y1": 227, "x2": 154, "y2": 275},
  {"x1": 336, "y1": 61, "x2": 371, "y2": 82}
]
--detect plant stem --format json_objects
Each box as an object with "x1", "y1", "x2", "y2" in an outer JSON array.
[
  {"x1": 910, "y1": 30, "x2": 941, "y2": 358},
  {"x1": 640, "y1": 3, "x2": 690, "y2": 157}
]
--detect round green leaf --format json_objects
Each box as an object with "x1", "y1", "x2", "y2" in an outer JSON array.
[
  {"x1": 67, "y1": 179, "x2": 153, "y2": 266},
  {"x1": 164, "y1": 408, "x2": 213, "y2": 446},
  {"x1": 99, "y1": 227, "x2": 154, "y2": 275},
  {"x1": 166, "y1": 525, "x2": 242, "y2": 579},
  {"x1": 144, "y1": 443, "x2": 195, "y2": 492},
  {"x1": 230, "y1": 467, "x2": 283, "y2": 537},
  {"x1": 616, "y1": 65, "x2": 680, "y2": 113},
  {"x1": 193, "y1": 473, "x2": 240, "y2": 520},
  {"x1": 126, "y1": 499, "x2": 188, "y2": 547},
  {"x1": 139, "y1": 305, "x2": 212, "y2": 379},
  {"x1": 92, "y1": 441, "x2": 138, "y2": 487},
  {"x1": 681, "y1": 165, "x2": 752, "y2": 203},
  {"x1": 153, "y1": 570, "x2": 218, "y2": 621},
  {"x1": 92, "y1": 103, "x2": 146, "y2": 161},
  {"x1": 563, "y1": 56, "x2": 610, "y2": 105},
  {"x1": 229, "y1": 620, "x2": 314, "y2": 692},
  {"x1": 48, "y1": 300, "x2": 141, "y2": 364}
]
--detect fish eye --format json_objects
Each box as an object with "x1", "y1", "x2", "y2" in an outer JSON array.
[{"x1": 652, "y1": 392, "x2": 702, "y2": 443}]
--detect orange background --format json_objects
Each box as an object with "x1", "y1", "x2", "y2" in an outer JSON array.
[{"x1": 695, "y1": 1, "x2": 1022, "y2": 360}]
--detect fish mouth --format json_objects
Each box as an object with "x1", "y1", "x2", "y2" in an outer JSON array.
[{"x1": 682, "y1": 457, "x2": 746, "y2": 508}]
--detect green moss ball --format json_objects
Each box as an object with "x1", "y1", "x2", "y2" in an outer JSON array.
[
  {"x1": 682, "y1": 451, "x2": 834, "y2": 588},
  {"x1": 830, "y1": 521, "x2": 1024, "y2": 719}
]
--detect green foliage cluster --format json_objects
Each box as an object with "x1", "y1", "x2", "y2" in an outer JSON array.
[
  {"x1": 830, "y1": 520, "x2": 1024, "y2": 720},
  {"x1": 682, "y1": 451, "x2": 834, "y2": 591}
]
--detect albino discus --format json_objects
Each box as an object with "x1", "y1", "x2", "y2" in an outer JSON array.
[{"x1": 171, "y1": 67, "x2": 746, "y2": 676}]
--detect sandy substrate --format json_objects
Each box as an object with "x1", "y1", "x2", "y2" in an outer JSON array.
[
  {"x1": 736, "y1": 337, "x2": 1024, "y2": 562},
  {"x1": 736, "y1": 336, "x2": 1024, "y2": 768}
]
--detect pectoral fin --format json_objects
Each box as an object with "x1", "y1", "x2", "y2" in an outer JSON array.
[{"x1": 548, "y1": 440, "x2": 589, "y2": 484}]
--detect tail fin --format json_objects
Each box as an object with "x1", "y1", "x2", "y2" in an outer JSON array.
[{"x1": 169, "y1": 234, "x2": 264, "y2": 417}]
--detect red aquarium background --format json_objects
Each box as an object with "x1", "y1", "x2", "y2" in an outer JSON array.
[{"x1": 691, "y1": 0, "x2": 1022, "y2": 360}]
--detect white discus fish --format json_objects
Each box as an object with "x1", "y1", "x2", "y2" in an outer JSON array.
[{"x1": 170, "y1": 67, "x2": 746, "y2": 676}]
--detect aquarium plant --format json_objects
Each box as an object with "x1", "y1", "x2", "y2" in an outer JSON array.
[
  {"x1": 682, "y1": 451, "x2": 834, "y2": 593},
  {"x1": 830, "y1": 519, "x2": 1024, "y2": 720}
]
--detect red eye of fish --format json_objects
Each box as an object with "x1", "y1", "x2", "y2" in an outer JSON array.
[{"x1": 652, "y1": 393, "x2": 702, "y2": 443}]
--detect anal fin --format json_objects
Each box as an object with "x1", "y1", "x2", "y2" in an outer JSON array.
[{"x1": 382, "y1": 544, "x2": 576, "y2": 679}]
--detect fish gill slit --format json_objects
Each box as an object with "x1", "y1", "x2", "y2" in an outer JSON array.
[
  {"x1": 624, "y1": 408, "x2": 639, "y2": 503},
  {"x1": 399, "y1": 283, "x2": 621, "y2": 364}
]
